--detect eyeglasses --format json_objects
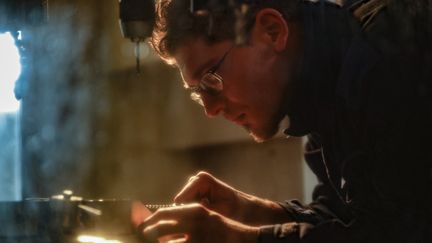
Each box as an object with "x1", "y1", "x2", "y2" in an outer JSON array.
[{"x1": 186, "y1": 46, "x2": 234, "y2": 106}]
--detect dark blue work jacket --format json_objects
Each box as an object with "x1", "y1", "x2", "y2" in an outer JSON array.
[{"x1": 260, "y1": 0, "x2": 432, "y2": 242}]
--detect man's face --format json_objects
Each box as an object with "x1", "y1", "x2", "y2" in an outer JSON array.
[{"x1": 174, "y1": 38, "x2": 292, "y2": 142}]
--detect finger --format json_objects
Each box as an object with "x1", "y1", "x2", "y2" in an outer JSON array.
[
  {"x1": 188, "y1": 175, "x2": 198, "y2": 183},
  {"x1": 166, "y1": 238, "x2": 188, "y2": 243},
  {"x1": 159, "y1": 234, "x2": 187, "y2": 243},
  {"x1": 143, "y1": 203, "x2": 205, "y2": 228},
  {"x1": 174, "y1": 174, "x2": 203, "y2": 203},
  {"x1": 200, "y1": 197, "x2": 210, "y2": 208},
  {"x1": 143, "y1": 220, "x2": 187, "y2": 241},
  {"x1": 174, "y1": 172, "x2": 213, "y2": 203}
]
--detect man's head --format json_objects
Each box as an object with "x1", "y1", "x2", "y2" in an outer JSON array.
[{"x1": 150, "y1": 0, "x2": 302, "y2": 142}]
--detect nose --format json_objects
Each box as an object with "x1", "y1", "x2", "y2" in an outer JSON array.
[{"x1": 202, "y1": 95, "x2": 224, "y2": 118}]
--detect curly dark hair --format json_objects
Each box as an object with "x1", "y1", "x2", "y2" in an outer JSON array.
[{"x1": 150, "y1": 0, "x2": 301, "y2": 64}]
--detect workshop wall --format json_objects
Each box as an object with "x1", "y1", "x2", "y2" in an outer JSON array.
[{"x1": 20, "y1": 0, "x2": 311, "y2": 204}]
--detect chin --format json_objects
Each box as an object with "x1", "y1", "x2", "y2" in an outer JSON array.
[
  {"x1": 247, "y1": 124, "x2": 279, "y2": 143},
  {"x1": 250, "y1": 133, "x2": 266, "y2": 143},
  {"x1": 244, "y1": 113, "x2": 285, "y2": 143}
]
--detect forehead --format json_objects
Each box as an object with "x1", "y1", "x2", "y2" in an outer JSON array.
[{"x1": 174, "y1": 38, "x2": 232, "y2": 84}]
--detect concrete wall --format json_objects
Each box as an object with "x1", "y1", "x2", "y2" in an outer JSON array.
[{"x1": 18, "y1": 0, "x2": 315, "y2": 205}]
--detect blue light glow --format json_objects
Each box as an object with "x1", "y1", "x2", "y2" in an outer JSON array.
[
  {"x1": 0, "y1": 32, "x2": 22, "y2": 201},
  {"x1": 0, "y1": 32, "x2": 21, "y2": 113}
]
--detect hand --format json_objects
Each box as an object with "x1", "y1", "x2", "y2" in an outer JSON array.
[
  {"x1": 131, "y1": 200, "x2": 153, "y2": 227},
  {"x1": 131, "y1": 201, "x2": 181, "y2": 243},
  {"x1": 139, "y1": 203, "x2": 259, "y2": 243},
  {"x1": 174, "y1": 171, "x2": 243, "y2": 221},
  {"x1": 174, "y1": 171, "x2": 292, "y2": 225}
]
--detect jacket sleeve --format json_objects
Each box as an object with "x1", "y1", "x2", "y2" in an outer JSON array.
[
  {"x1": 258, "y1": 140, "x2": 431, "y2": 243},
  {"x1": 257, "y1": 139, "x2": 422, "y2": 243},
  {"x1": 257, "y1": 85, "x2": 432, "y2": 243},
  {"x1": 257, "y1": 136, "x2": 363, "y2": 243},
  {"x1": 259, "y1": 102, "x2": 432, "y2": 243}
]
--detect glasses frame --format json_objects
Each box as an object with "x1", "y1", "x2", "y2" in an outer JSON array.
[{"x1": 186, "y1": 46, "x2": 234, "y2": 106}]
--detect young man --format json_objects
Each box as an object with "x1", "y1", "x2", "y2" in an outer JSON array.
[{"x1": 136, "y1": 0, "x2": 432, "y2": 242}]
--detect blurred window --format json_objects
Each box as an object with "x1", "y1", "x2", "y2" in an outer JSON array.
[{"x1": 0, "y1": 32, "x2": 22, "y2": 201}]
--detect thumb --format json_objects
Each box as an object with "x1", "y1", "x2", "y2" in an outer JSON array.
[{"x1": 174, "y1": 172, "x2": 214, "y2": 203}]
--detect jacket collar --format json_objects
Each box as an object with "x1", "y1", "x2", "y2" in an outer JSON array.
[{"x1": 283, "y1": 0, "x2": 379, "y2": 137}]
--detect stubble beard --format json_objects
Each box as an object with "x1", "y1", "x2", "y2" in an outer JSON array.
[{"x1": 247, "y1": 116, "x2": 282, "y2": 143}]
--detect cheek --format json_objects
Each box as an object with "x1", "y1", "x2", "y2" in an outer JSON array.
[
  {"x1": 223, "y1": 52, "x2": 277, "y2": 109},
  {"x1": 223, "y1": 69, "x2": 271, "y2": 113},
  {"x1": 222, "y1": 68, "x2": 250, "y2": 102},
  {"x1": 231, "y1": 59, "x2": 264, "y2": 92}
]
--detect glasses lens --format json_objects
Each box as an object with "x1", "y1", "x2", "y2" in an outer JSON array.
[
  {"x1": 190, "y1": 91, "x2": 204, "y2": 106},
  {"x1": 201, "y1": 72, "x2": 223, "y2": 95}
]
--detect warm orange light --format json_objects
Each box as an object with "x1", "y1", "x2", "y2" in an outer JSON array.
[{"x1": 76, "y1": 235, "x2": 122, "y2": 243}]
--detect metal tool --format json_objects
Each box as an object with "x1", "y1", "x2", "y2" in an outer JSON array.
[
  {"x1": 144, "y1": 203, "x2": 179, "y2": 211},
  {"x1": 119, "y1": 0, "x2": 155, "y2": 74}
]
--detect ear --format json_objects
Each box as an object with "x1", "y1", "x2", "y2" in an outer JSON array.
[{"x1": 251, "y1": 8, "x2": 289, "y2": 52}]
